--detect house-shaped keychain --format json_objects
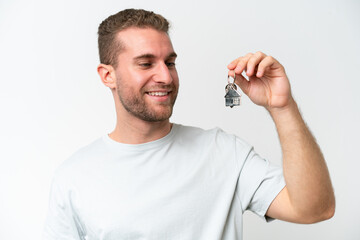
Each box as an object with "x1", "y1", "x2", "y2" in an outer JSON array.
[{"x1": 225, "y1": 83, "x2": 241, "y2": 108}]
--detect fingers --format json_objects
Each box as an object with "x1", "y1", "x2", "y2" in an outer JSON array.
[
  {"x1": 246, "y1": 51, "x2": 266, "y2": 76},
  {"x1": 227, "y1": 53, "x2": 252, "y2": 73},
  {"x1": 227, "y1": 52, "x2": 279, "y2": 78},
  {"x1": 256, "y1": 56, "x2": 281, "y2": 78}
]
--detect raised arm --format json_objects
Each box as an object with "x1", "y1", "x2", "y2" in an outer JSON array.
[{"x1": 228, "y1": 52, "x2": 335, "y2": 223}]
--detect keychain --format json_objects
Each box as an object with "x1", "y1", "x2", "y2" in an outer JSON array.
[{"x1": 224, "y1": 74, "x2": 241, "y2": 108}]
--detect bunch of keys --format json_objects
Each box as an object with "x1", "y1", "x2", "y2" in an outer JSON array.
[{"x1": 224, "y1": 74, "x2": 241, "y2": 108}]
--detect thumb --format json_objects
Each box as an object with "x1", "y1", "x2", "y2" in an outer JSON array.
[{"x1": 233, "y1": 72, "x2": 250, "y2": 95}]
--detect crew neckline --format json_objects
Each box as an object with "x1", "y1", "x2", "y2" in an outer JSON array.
[{"x1": 102, "y1": 123, "x2": 180, "y2": 151}]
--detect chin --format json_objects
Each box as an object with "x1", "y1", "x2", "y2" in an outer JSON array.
[{"x1": 149, "y1": 108, "x2": 173, "y2": 122}]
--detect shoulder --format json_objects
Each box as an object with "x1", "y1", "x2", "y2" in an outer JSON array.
[{"x1": 53, "y1": 136, "x2": 106, "y2": 181}]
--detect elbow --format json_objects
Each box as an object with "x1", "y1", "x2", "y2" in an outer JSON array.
[
  {"x1": 319, "y1": 194, "x2": 336, "y2": 222},
  {"x1": 321, "y1": 200, "x2": 335, "y2": 221},
  {"x1": 297, "y1": 208, "x2": 334, "y2": 224},
  {"x1": 292, "y1": 192, "x2": 336, "y2": 224},
  {"x1": 304, "y1": 198, "x2": 336, "y2": 224}
]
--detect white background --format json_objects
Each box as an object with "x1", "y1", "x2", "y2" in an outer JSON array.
[{"x1": 0, "y1": 0, "x2": 359, "y2": 239}]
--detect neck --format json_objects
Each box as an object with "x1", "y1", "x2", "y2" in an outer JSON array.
[{"x1": 109, "y1": 113, "x2": 172, "y2": 145}]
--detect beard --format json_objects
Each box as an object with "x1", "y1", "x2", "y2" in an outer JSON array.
[{"x1": 116, "y1": 80, "x2": 178, "y2": 122}]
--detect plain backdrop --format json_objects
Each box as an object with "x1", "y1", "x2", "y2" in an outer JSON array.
[{"x1": 0, "y1": 0, "x2": 359, "y2": 239}]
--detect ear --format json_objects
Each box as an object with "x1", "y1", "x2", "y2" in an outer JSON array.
[{"x1": 97, "y1": 63, "x2": 117, "y2": 89}]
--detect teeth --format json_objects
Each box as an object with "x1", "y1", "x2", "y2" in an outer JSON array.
[{"x1": 148, "y1": 92, "x2": 168, "y2": 96}]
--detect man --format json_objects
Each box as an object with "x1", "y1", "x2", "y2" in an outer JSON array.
[{"x1": 43, "y1": 9, "x2": 335, "y2": 240}]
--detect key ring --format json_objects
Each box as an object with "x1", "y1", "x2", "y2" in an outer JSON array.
[{"x1": 226, "y1": 73, "x2": 238, "y2": 91}]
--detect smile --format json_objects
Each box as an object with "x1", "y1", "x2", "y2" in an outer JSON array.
[{"x1": 147, "y1": 92, "x2": 170, "y2": 96}]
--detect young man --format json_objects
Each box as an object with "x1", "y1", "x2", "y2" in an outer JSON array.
[{"x1": 43, "y1": 9, "x2": 335, "y2": 240}]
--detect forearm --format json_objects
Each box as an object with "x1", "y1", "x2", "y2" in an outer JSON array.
[{"x1": 268, "y1": 98, "x2": 335, "y2": 220}]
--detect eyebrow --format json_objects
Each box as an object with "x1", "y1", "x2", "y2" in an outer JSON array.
[{"x1": 133, "y1": 52, "x2": 177, "y2": 61}]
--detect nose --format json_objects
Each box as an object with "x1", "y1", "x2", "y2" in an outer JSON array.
[{"x1": 153, "y1": 62, "x2": 173, "y2": 84}]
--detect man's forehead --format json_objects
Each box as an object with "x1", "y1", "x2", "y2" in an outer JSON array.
[{"x1": 116, "y1": 27, "x2": 174, "y2": 56}]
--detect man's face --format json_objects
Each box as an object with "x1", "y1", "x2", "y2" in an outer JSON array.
[{"x1": 114, "y1": 27, "x2": 179, "y2": 122}]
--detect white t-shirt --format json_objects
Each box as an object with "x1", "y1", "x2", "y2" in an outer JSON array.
[{"x1": 43, "y1": 124, "x2": 285, "y2": 240}]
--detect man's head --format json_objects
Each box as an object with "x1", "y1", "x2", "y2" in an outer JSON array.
[
  {"x1": 97, "y1": 9, "x2": 178, "y2": 123},
  {"x1": 98, "y1": 8, "x2": 170, "y2": 68}
]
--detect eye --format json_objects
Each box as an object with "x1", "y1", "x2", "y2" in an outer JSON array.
[
  {"x1": 139, "y1": 63, "x2": 152, "y2": 67},
  {"x1": 166, "y1": 62, "x2": 176, "y2": 68}
]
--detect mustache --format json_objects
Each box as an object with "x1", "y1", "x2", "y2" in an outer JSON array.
[{"x1": 144, "y1": 84, "x2": 177, "y2": 92}]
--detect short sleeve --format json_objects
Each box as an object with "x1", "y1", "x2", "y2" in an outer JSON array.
[
  {"x1": 43, "y1": 177, "x2": 80, "y2": 240},
  {"x1": 236, "y1": 139, "x2": 285, "y2": 222}
]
